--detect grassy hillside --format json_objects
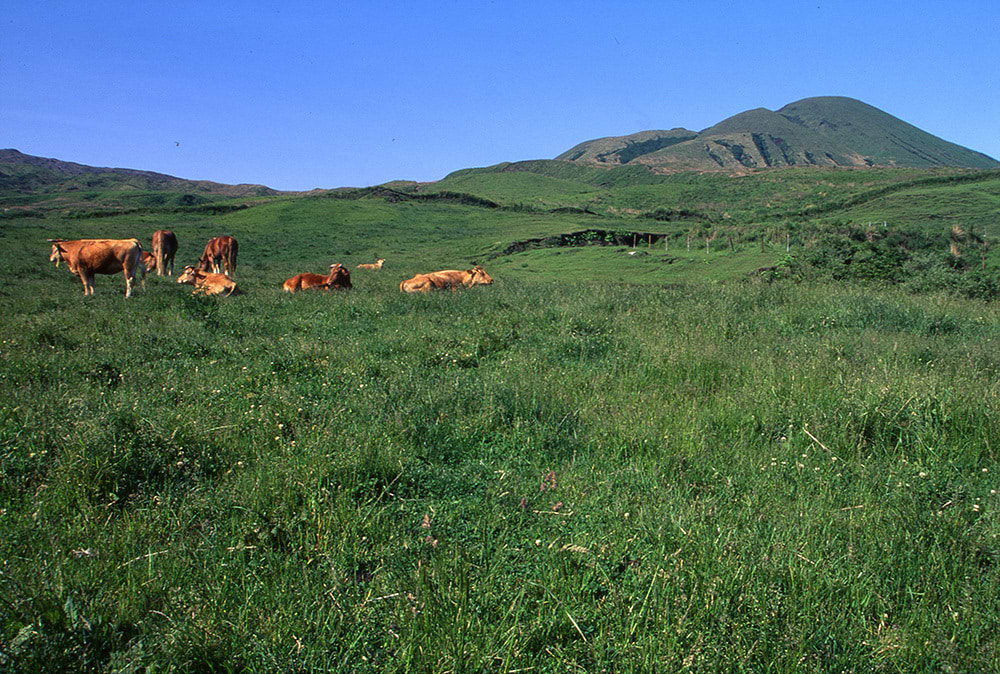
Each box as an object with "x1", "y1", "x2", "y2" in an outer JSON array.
[
  {"x1": 3, "y1": 167, "x2": 1000, "y2": 670},
  {"x1": 0, "y1": 149, "x2": 281, "y2": 197},
  {"x1": 555, "y1": 129, "x2": 697, "y2": 164}
]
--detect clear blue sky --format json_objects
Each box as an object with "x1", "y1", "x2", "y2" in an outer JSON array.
[{"x1": 4, "y1": 1, "x2": 998, "y2": 191}]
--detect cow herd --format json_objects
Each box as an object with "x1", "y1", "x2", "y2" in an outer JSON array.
[{"x1": 47, "y1": 231, "x2": 494, "y2": 298}]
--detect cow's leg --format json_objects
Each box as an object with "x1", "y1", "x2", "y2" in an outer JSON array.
[
  {"x1": 125, "y1": 268, "x2": 135, "y2": 298},
  {"x1": 81, "y1": 271, "x2": 94, "y2": 295}
]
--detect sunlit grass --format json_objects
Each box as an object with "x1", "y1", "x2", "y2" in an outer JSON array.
[{"x1": 2, "y1": 268, "x2": 999, "y2": 670}]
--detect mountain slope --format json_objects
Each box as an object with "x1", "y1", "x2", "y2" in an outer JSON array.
[
  {"x1": 0, "y1": 149, "x2": 281, "y2": 196},
  {"x1": 558, "y1": 97, "x2": 999, "y2": 171},
  {"x1": 555, "y1": 129, "x2": 697, "y2": 164}
]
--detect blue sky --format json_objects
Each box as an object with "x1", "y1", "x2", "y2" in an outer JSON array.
[{"x1": 4, "y1": 1, "x2": 998, "y2": 190}]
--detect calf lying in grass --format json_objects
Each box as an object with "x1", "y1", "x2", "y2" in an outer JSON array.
[{"x1": 177, "y1": 265, "x2": 243, "y2": 296}]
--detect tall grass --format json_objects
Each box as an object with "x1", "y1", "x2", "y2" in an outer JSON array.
[{"x1": 2, "y1": 264, "x2": 998, "y2": 670}]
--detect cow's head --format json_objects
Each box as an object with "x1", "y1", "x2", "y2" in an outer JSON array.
[
  {"x1": 140, "y1": 251, "x2": 157, "y2": 272},
  {"x1": 466, "y1": 266, "x2": 494, "y2": 287},
  {"x1": 48, "y1": 241, "x2": 66, "y2": 266},
  {"x1": 196, "y1": 256, "x2": 212, "y2": 272},
  {"x1": 329, "y1": 264, "x2": 352, "y2": 288},
  {"x1": 177, "y1": 265, "x2": 200, "y2": 285}
]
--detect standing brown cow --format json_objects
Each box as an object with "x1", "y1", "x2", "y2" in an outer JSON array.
[
  {"x1": 49, "y1": 238, "x2": 142, "y2": 298},
  {"x1": 197, "y1": 235, "x2": 238, "y2": 277},
  {"x1": 152, "y1": 229, "x2": 178, "y2": 276},
  {"x1": 282, "y1": 263, "x2": 352, "y2": 293},
  {"x1": 399, "y1": 266, "x2": 494, "y2": 293}
]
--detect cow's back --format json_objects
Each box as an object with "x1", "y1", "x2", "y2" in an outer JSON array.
[{"x1": 75, "y1": 239, "x2": 141, "y2": 274}]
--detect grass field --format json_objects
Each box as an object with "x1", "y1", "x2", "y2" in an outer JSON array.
[{"x1": 2, "y1": 169, "x2": 1000, "y2": 671}]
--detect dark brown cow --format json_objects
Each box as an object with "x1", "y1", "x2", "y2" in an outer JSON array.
[
  {"x1": 177, "y1": 265, "x2": 243, "y2": 296},
  {"x1": 356, "y1": 258, "x2": 385, "y2": 270},
  {"x1": 49, "y1": 238, "x2": 142, "y2": 298},
  {"x1": 399, "y1": 266, "x2": 494, "y2": 293},
  {"x1": 282, "y1": 264, "x2": 352, "y2": 293},
  {"x1": 196, "y1": 235, "x2": 238, "y2": 277},
  {"x1": 152, "y1": 229, "x2": 178, "y2": 276}
]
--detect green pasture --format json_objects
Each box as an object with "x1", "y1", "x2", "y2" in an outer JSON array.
[{"x1": 2, "y1": 168, "x2": 1000, "y2": 671}]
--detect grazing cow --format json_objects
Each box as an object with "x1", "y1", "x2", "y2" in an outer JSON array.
[
  {"x1": 151, "y1": 229, "x2": 178, "y2": 276},
  {"x1": 282, "y1": 263, "x2": 352, "y2": 293},
  {"x1": 399, "y1": 266, "x2": 494, "y2": 293},
  {"x1": 356, "y1": 258, "x2": 385, "y2": 270},
  {"x1": 48, "y1": 238, "x2": 142, "y2": 298},
  {"x1": 177, "y1": 265, "x2": 243, "y2": 296},
  {"x1": 196, "y1": 235, "x2": 238, "y2": 277},
  {"x1": 138, "y1": 250, "x2": 158, "y2": 288}
]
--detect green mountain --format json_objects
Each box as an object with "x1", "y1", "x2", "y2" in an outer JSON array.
[
  {"x1": 559, "y1": 96, "x2": 999, "y2": 170},
  {"x1": 0, "y1": 148, "x2": 281, "y2": 196}
]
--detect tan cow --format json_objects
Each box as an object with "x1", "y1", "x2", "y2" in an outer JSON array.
[
  {"x1": 48, "y1": 238, "x2": 142, "y2": 298},
  {"x1": 282, "y1": 264, "x2": 352, "y2": 293},
  {"x1": 356, "y1": 258, "x2": 385, "y2": 270},
  {"x1": 399, "y1": 266, "x2": 494, "y2": 293},
  {"x1": 152, "y1": 229, "x2": 178, "y2": 276},
  {"x1": 177, "y1": 265, "x2": 243, "y2": 296},
  {"x1": 196, "y1": 235, "x2": 238, "y2": 277}
]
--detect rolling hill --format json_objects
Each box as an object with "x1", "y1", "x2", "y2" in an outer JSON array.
[
  {"x1": 558, "y1": 96, "x2": 999, "y2": 171},
  {"x1": 0, "y1": 148, "x2": 281, "y2": 196}
]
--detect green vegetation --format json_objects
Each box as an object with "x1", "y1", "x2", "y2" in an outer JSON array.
[{"x1": 2, "y1": 160, "x2": 1000, "y2": 670}]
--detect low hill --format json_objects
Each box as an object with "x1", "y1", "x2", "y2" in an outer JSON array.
[
  {"x1": 0, "y1": 149, "x2": 281, "y2": 196},
  {"x1": 559, "y1": 96, "x2": 999, "y2": 171}
]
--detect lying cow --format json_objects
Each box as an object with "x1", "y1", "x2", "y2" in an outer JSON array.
[
  {"x1": 282, "y1": 263, "x2": 352, "y2": 293},
  {"x1": 177, "y1": 265, "x2": 243, "y2": 296},
  {"x1": 49, "y1": 238, "x2": 142, "y2": 298},
  {"x1": 152, "y1": 229, "x2": 178, "y2": 276},
  {"x1": 399, "y1": 266, "x2": 494, "y2": 293},
  {"x1": 196, "y1": 235, "x2": 238, "y2": 277},
  {"x1": 356, "y1": 258, "x2": 385, "y2": 270}
]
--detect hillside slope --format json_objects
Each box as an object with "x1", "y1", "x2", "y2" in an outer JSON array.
[
  {"x1": 0, "y1": 149, "x2": 281, "y2": 196},
  {"x1": 559, "y1": 97, "x2": 999, "y2": 171}
]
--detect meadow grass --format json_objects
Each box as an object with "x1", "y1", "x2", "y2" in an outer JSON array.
[
  {"x1": 2, "y1": 235, "x2": 999, "y2": 670},
  {"x1": 2, "y1": 175, "x2": 1000, "y2": 671}
]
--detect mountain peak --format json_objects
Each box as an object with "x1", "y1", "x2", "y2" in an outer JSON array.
[{"x1": 558, "y1": 97, "x2": 998, "y2": 171}]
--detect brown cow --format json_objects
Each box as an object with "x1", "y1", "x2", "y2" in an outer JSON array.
[
  {"x1": 177, "y1": 265, "x2": 243, "y2": 296},
  {"x1": 152, "y1": 229, "x2": 178, "y2": 276},
  {"x1": 399, "y1": 266, "x2": 494, "y2": 293},
  {"x1": 356, "y1": 258, "x2": 385, "y2": 270},
  {"x1": 196, "y1": 235, "x2": 238, "y2": 277},
  {"x1": 49, "y1": 238, "x2": 142, "y2": 298},
  {"x1": 138, "y1": 250, "x2": 157, "y2": 288},
  {"x1": 282, "y1": 264, "x2": 352, "y2": 293}
]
